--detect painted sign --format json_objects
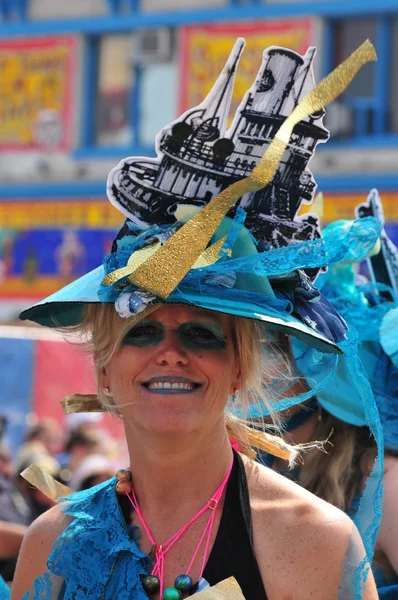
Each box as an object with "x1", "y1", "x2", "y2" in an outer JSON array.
[
  {"x1": 0, "y1": 36, "x2": 77, "y2": 150},
  {"x1": 0, "y1": 199, "x2": 124, "y2": 299},
  {"x1": 179, "y1": 20, "x2": 314, "y2": 118}
]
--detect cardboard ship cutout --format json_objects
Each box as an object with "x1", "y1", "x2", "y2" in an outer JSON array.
[
  {"x1": 356, "y1": 189, "x2": 398, "y2": 299},
  {"x1": 108, "y1": 39, "x2": 328, "y2": 254}
]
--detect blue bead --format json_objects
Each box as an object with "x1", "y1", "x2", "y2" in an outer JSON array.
[
  {"x1": 141, "y1": 574, "x2": 160, "y2": 595},
  {"x1": 174, "y1": 574, "x2": 193, "y2": 592},
  {"x1": 162, "y1": 587, "x2": 181, "y2": 600}
]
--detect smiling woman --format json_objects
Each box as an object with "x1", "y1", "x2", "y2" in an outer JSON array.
[{"x1": 12, "y1": 39, "x2": 382, "y2": 600}]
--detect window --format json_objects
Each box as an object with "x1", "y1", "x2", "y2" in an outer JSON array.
[
  {"x1": 95, "y1": 34, "x2": 133, "y2": 147},
  {"x1": 83, "y1": 29, "x2": 178, "y2": 153},
  {"x1": 326, "y1": 19, "x2": 378, "y2": 140}
]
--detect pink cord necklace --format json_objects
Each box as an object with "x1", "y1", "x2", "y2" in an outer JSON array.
[{"x1": 125, "y1": 458, "x2": 233, "y2": 600}]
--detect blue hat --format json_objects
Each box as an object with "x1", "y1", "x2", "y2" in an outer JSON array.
[
  {"x1": 295, "y1": 190, "x2": 398, "y2": 450},
  {"x1": 20, "y1": 40, "x2": 379, "y2": 356}
]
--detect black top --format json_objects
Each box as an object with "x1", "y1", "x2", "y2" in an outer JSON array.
[
  {"x1": 203, "y1": 451, "x2": 267, "y2": 599},
  {"x1": 121, "y1": 451, "x2": 267, "y2": 599}
]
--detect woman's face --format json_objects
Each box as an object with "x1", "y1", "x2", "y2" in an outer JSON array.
[{"x1": 101, "y1": 305, "x2": 241, "y2": 435}]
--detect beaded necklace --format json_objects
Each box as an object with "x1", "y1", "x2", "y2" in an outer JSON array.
[{"x1": 117, "y1": 459, "x2": 233, "y2": 600}]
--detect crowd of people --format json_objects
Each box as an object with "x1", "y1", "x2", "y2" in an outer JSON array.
[{"x1": 0, "y1": 415, "x2": 126, "y2": 584}]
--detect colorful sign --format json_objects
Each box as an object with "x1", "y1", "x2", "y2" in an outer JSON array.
[
  {"x1": 0, "y1": 36, "x2": 77, "y2": 150},
  {"x1": 0, "y1": 199, "x2": 124, "y2": 299},
  {"x1": 179, "y1": 20, "x2": 314, "y2": 118},
  {"x1": 301, "y1": 191, "x2": 398, "y2": 246}
]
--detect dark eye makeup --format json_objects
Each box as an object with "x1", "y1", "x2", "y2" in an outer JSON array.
[
  {"x1": 121, "y1": 320, "x2": 227, "y2": 351},
  {"x1": 122, "y1": 321, "x2": 165, "y2": 347},
  {"x1": 177, "y1": 322, "x2": 227, "y2": 351}
]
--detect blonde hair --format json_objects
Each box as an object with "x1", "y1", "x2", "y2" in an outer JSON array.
[
  {"x1": 76, "y1": 303, "x2": 294, "y2": 459},
  {"x1": 297, "y1": 408, "x2": 375, "y2": 511}
]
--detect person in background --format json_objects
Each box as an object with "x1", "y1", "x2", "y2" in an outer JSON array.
[
  {"x1": 70, "y1": 454, "x2": 118, "y2": 491},
  {"x1": 0, "y1": 441, "x2": 30, "y2": 583},
  {"x1": 262, "y1": 193, "x2": 398, "y2": 599},
  {"x1": 14, "y1": 418, "x2": 63, "y2": 476}
]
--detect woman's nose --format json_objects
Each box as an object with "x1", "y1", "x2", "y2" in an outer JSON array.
[{"x1": 155, "y1": 332, "x2": 189, "y2": 366}]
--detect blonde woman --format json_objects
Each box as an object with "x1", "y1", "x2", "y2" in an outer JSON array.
[{"x1": 12, "y1": 40, "x2": 380, "y2": 599}]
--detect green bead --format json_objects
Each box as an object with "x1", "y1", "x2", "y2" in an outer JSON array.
[
  {"x1": 141, "y1": 574, "x2": 160, "y2": 595},
  {"x1": 162, "y1": 587, "x2": 182, "y2": 600},
  {"x1": 174, "y1": 574, "x2": 193, "y2": 593}
]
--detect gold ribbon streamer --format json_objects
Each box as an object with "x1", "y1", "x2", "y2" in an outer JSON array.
[
  {"x1": 61, "y1": 393, "x2": 106, "y2": 414},
  {"x1": 103, "y1": 236, "x2": 229, "y2": 286},
  {"x1": 125, "y1": 40, "x2": 376, "y2": 300},
  {"x1": 21, "y1": 464, "x2": 73, "y2": 502}
]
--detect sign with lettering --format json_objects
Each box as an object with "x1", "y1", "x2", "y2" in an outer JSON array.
[{"x1": 0, "y1": 36, "x2": 77, "y2": 150}]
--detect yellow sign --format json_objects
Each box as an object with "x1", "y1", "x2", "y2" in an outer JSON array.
[
  {"x1": 0, "y1": 36, "x2": 77, "y2": 149},
  {"x1": 179, "y1": 20, "x2": 314, "y2": 119},
  {"x1": 0, "y1": 200, "x2": 124, "y2": 230}
]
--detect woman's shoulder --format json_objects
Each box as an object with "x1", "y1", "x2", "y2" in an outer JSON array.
[
  {"x1": 241, "y1": 455, "x2": 365, "y2": 599},
  {"x1": 242, "y1": 453, "x2": 351, "y2": 527},
  {"x1": 11, "y1": 505, "x2": 73, "y2": 600},
  {"x1": 11, "y1": 479, "x2": 117, "y2": 600}
]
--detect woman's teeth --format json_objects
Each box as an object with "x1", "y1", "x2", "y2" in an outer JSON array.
[{"x1": 147, "y1": 382, "x2": 195, "y2": 391}]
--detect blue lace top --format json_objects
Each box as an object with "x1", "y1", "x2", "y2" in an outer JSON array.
[{"x1": 20, "y1": 477, "x2": 213, "y2": 600}]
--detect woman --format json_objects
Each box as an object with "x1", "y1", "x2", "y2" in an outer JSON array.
[
  {"x1": 12, "y1": 40, "x2": 380, "y2": 599},
  {"x1": 263, "y1": 191, "x2": 398, "y2": 598}
]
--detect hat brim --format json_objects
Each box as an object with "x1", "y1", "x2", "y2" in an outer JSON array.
[{"x1": 19, "y1": 266, "x2": 343, "y2": 355}]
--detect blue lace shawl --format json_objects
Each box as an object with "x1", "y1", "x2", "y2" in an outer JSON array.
[{"x1": 22, "y1": 478, "x2": 151, "y2": 600}]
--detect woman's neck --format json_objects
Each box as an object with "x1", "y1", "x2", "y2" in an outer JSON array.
[{"x1": 124, "y1": 418, "x2": 233, "y2": 524}]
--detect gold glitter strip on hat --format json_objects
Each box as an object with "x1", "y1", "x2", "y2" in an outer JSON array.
[
  {"x1": 21, "y1": 464, "x2": 73, "y2": 501},
  {"x1": 126, "y1": 40, "x2": 376, "y2": 300},
  {"x1": 103, "y1": 235, "x2": 229, "y2": 286}
]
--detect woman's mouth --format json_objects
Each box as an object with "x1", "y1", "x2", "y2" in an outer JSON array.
[{"x1": 142, "y1": 377, "x2": 202, "y2": 394}]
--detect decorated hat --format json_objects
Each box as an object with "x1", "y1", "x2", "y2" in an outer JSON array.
[
  {"x1": 294, "y1": 190, "x2": 398, "y2": 450},
  {"x1": 20, "y1": 39, "x2": 378, "y2": 355}
]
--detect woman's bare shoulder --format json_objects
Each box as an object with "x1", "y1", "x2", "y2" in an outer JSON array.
[
  {"x1": 242, "y1": 456, "x2": 378, "y2": 599},
  {"x1": 11, "y1": 504, "x2": 73, "y2": 600}
]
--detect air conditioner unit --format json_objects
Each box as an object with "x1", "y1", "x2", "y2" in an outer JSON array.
[{"x1": 132, "y1": 28, "x2": 174, "y2": 64}]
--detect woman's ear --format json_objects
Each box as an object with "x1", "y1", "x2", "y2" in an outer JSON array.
[
  {"x1": 99, "y1": 366, "x2": 111, "y2": 394},
  {"x1": 231, "y1": 364, "x2": 242, "y2": 396}
]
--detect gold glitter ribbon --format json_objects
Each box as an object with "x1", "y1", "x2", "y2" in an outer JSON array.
[
  {"x1": 21, "y1": 464, "x2": 73, "y2": 502},
  {"x1": 124, "y1": 40, "x2": 376, "y2": 299},
  {"x1": 103, "y1": 236, "x2": 229, "y2": 286}
]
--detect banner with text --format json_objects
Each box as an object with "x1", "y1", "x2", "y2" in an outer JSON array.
[
  {"x1": 0, "y1": 36, "x2": 77, "y2": 150},
  {"x1": 179, "y1": 20, "x2": 314, "y2": 119}
]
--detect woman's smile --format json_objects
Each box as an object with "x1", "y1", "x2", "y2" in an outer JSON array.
[{"x1": 141, "y1": 375, "x2": 203, "y2": 395}]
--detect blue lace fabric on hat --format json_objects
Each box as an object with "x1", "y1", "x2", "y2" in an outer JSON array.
[{"x1": 99, "y1": 211, "x2": 381, "y2": 347}]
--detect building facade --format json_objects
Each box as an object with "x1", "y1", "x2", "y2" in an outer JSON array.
[{"x1": 0, "y1": 0, "x2": 397, "y2": 319}]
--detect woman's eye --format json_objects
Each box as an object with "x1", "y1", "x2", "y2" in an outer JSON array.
[
  {"x1": 179, "y1": 324, "x2": 227, "y2": 350},
  {"x1": 122, "y1": 322, "x2": 164, "y2": 346},
  {"x1": 130, "y1": 325, "x2": 159, "y2": 338},
  {"x1": 186, "y1": 326, "x2": 217, "y2": 341}
]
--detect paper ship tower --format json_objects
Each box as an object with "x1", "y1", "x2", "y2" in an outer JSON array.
[
  {"x1": 109, "y1": 39, "x2": 329, "y2": 252},
  {"x1": 356, "y1": 189, "x2": 398, "y2": 299}
]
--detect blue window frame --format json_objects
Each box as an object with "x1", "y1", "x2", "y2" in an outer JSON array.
[{"x1": 324, "y1": 15, "x2": 398, "y2": 147}]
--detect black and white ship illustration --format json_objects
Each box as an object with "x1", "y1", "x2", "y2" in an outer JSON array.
[
  {"x1": 356, "y1": 189, "x2": 398, "y2": 299},
  {"x1": 108, "y1": 38, "x2": 329, "y2": 253}
]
